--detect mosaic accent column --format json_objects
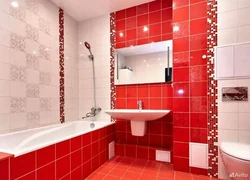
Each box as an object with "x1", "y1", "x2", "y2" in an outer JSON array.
[
  {"x1": 207, "y1": 0, "x2": 218, "y2": 177},
  {"x1": 59, "y1": 8, "x2": 65, "y2": 123},
  {"x1": 110, "y1": 12, "x2": 116, "y2": 122}
]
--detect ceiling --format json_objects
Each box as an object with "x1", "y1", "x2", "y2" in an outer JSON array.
[{"x1": 51, "y1": 0, "x2": 155, "y2": 22}]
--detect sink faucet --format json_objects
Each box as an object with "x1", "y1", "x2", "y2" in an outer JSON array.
[{"x1": 137, "y1": 100, "x2": 142, "y2": 110}]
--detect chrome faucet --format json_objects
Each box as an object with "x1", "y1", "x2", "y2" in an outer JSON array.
[{"x1": 137, "y1": 100, "x2": 142, "y2": 110}]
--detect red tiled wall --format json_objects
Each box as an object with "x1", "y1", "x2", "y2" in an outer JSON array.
[
  {"x1": 113, "y1": 0, "x2": 209, "y2": 175},
  {"x1": 115, "y1": 0, "x2": 173, "y2": 48},
  {"x1": 0, "y1": 125, "x2": 115, "y2": 180},
  {"x1": 172, "y1": 0, "x2": 208, "y2": 174},
  {"x1": 115, "y1": 83, "x2": 173, "y2": 160}
]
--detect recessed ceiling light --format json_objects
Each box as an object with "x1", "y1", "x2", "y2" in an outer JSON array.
[
  {"x1": 11, "y1": 1, "x2": 19, "y2": 8},
  {"x1": 33, "y1": 51, "x2": 36, "y2": 54},
  {"x1": 45, "y1": 48, "x2": 49, "y2": 51},
  {"x1": 79, "y1": 42, "x2": 82, "y2": 45}
]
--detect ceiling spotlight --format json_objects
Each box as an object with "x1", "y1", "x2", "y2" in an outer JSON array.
[
  {"x1": 79, "y1": 42, "x2": 82, "y2": 45},
  {"x1": 143, "y1": 26, "x2": 149, "y2": 32},
  {"x1": 11, "y1": 1, "x2": 19, "y2": 8},
  {"x1": 45, "y1": 48, "x2": 49, "y2": 51},
  {"x1": 33, "y1": 51, "x2": 36, "y2": 54}
]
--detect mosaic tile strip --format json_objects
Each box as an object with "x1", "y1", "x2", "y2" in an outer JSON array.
[
  {"x1": 59, "y1": 8, "x2": 65, "y2": 123},
  {"x1": 207, "y1": 0, "x2": 218, "y2": 177},
  {"x1": 110, "y1": 12, "x2": 116, "y2": 122}
]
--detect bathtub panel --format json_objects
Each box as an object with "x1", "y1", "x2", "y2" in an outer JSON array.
[
  {"x1": 71, "y1": 135, "x2": 82, "y2": 152},
  {"x1": 92, "y1": 141, "x2": 100, "y2": 156},
  {"x1": 82, "y1": 132, "x2": 91, "y2": 146},
  {"x1": 0, "y1": 122, "x2": 116, "y2": 180},
  {"x1": 0, "y1": 158, "x2": 9, "y2": 180},
  {"x1": 37, "y1": 162, "x2": 55, "y2": 180},
  {"x1": 56, "y1": 155, "x2": 70, "y2": 179},
  {"x1": 56, "y1": 140, "x2": 70, "y2": 159},
  {"x1": 71, "y1": 166, "x2": 82, "y2": 180},
  {"x1": 10, "y1": 151, "x2": 35, "y2": 180},
  {"x1": 82, "y1": 144, "x2": 92, "y2": 163},
  {"x1": 92, "y1": 129, "x2": 100, "y2": 142},
  {"x1": 83, "y1": 160, "x2": 92, "y2": 179},
  {"x1": 36, "y1": 144, "x2": 55, "y2": 168},
  {"x1": 17, "y1": 172, "x2": 36, "y2": 180},
  {"x1": 92, "y1": 154, "x2": 101, "y2": 171},
  {"x1": 71, "y1": 149, "x2": 82, "y2": 171}
]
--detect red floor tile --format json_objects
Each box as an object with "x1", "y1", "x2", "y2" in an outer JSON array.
[
  {"x1": 87, "y1": 156, "x2": 221, "y2": 180},
  {"x1": 123, "y1": 171, "x2": 141, "y2": 180}
]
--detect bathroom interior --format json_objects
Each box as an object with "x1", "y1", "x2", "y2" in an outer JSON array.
[{"x1": 0, "y1": 0, "x2": 250, "y2": 179}]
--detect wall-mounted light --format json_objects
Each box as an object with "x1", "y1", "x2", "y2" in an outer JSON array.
[
  {"x1": 143, "y1": 26, "x2": 149, "y2": 32},
  {"x1": 11, "y1": 1, "x2": 19, "y2": 8},
  {"x1": 173, "y1": 25, "x2": 180, "y2": 32},
  {"x1": 119, "y1": 32, "x2": 123, "y2": 37}
]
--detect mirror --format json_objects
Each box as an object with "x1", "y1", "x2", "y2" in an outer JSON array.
[{"x1": 114, "y1": 40, "x2": 173, "y2": 85}]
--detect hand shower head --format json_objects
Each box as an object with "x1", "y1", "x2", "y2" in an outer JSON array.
[
  {"x1": 84, "y1": 42, "x2": 91, "y2": 50},
  {"x1": 84, "y1": 41, "x2": 94, "y2": 61}
]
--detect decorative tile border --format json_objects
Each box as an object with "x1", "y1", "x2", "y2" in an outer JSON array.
[
  {"x1": 110, "y1": 12, "x2": 116, "y2": 122},
  {"x1": 59, "y1": 8, "x2": 65, "y2": 123},
  {"x1": 207, "y1": 0, "x2": 218, "y2": 177}
]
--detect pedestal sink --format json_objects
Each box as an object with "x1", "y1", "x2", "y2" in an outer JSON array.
[{"x1": 104, "y1": 109, "x2": 171, "y2": 136}]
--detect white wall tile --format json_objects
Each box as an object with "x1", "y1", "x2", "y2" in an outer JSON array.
[
  {"x1": 238, "y1": 0, "x2": 250, "y2": 8},
  {"x1": 11, "y1": 81, "x2": 25, "y2": 97},
  {"x1": 239, "y1": 113, "x2": 250, "y2": 130},
  {"x1": 9, "y1": 48, "x2": 26, "y2": 67},
  {"x1": 27, "y1": 98, "x2": 39, "y2": 112},
  {"x1": 40, "y1": 111, "x2": 50, "y2": 125},
  {"x1": 0, "y1": 28, "x2": 10, "y2": 47},
  {"x1": 218, "y1": 10, "x2": 238, "y2": 29},
  {"x1": 0, "y1": 114, "x2": 10, "y2": 132},
  {"x1": 0, "y1": 0, "x2": 9, "y2": 13},
  {"x1": 26, "y1": 69, "x2": 39, "y2": 83},
  {"x1": 0, "y1": 45, "x2": 9, "y2": 63},
  {"x1": 218, "y1": 0, "x2": 237, "y2": 13},
  {"x1": 218, "y1": 100, "x2": 238, "y2": 113},
  {"x1": 0, "y1": 11, "x2": 9, "y2": 30},
  {"x1": 218, "y1": 28, "x2": 238, "y2": 46},
  {"x1": 218, "y1": 112, "x2": 238, "y2": 130},
  {"x1": 239, "y1": 130, "x2": 250, "y2": 143},
  {"x1": 238, "y1": 25, "x2": 250, "y2": 42},
  {"x1": 237, "y1": 8, "x2": 250, "y2": 26},
  {"x1": 10, "y1": 113, "x2": 26, "y2": 130},
  {"x1": 0, "y1": 97, "x2": 10, "y2": 113},
  {"x1": 218, "y1": 129, "x2": 238, "y2": 145},
  {"x1": 0, "y1": 80, "x2": 10, "y2": 97},
  {"x1": 10, "y1": 16, "x2": 26, "y2": 36}
]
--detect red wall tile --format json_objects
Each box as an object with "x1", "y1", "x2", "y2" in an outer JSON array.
[
  {"x1": 173, "y1": 112, "x2": 189, "y2": 127},
  {"x1": 190, "y1": 2, "x2": 207, "y2": 19},
  {"x1": 173, "y1": 37, "x2": 189, "y2": 52},
  {"x1": 173, "y1": 6, "x2": 189, "y2": 22},
  {"x1": 190, "y1": 50, "x2": 207, "y2": 66},
  {"x1": 173, "y1": 142, "x2": 189, "y2": 157},
  {"x1": 190, "y1": 18, "x2": 207, "y2": 35},
  {"x1": 190, "y1": 113, "x2": 207, "y2": 128},
  {"x1": 173, "y1": 157, "x2": 190, "y2": 172},
  {"x1": 173, "y1": 127, "x2": 189, "y2": 142}
]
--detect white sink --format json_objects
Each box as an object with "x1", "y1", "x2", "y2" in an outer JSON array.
[{"x1": 104, "y1": 109, "x2": 171, "y2": 136}]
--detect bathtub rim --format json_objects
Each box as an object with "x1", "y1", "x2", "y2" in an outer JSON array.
[{"x1": 0, "y1": 120, "x2": 115, "y2": 157}]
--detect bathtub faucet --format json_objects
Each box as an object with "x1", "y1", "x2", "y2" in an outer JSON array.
[{"x1": 82, "y1": 107, "x2": 102, "y2": 120}]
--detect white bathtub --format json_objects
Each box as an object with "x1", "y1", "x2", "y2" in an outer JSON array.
[{"x1": 0, "y1": 120, "x2": 114, "y2": 157}]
